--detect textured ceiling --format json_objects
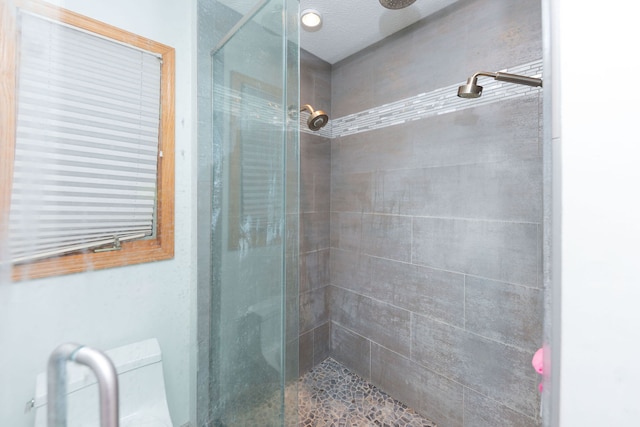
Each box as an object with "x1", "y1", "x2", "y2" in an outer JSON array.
[{"x1": 299, "y1": 0, "x2": 459, "y2": 64}]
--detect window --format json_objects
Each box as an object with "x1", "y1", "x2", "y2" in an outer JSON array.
[{"x1": 0, "y1": 0, "x2": 175, "y2": 281}]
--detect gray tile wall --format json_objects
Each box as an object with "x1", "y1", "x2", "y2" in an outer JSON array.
[
  {"x1": 331, "y1": 0, "x2": 542, "y2": 118},
  {"x1": 299, "y1": 50, "x2": 332, "y2": 374},
  {"x1": 328, "y1": 0, "x2": 543, "y2": 426},
  {"x1": 329, "y1": 60, "x2": 542, "y2": 139}
]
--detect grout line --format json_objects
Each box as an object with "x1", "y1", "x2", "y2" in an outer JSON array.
[
  {"x1": 463, "y1": 273, "x2": 544, "y2": 292},
  {"x1": 462, "y1": 384, "x2": 541, "y2": 422},
  {"x1": 410, "y1": 309, "x2": 537, "y2": 353},
  {"x1": 311, "y1": 327, "x2": 316, "y2": 366},
  {"x1": 409, "y1": 312, "x2": 413, "y2": 361},
  {"x1": 328, "y1": 210, "x2": 542, "y2": 226},
  {"x1": 463, "y1": 274, "x2": 467, "y2": 329},
  {"x1": 369, "y1": 338, "x2": 372, "y2": 380},
  {"x1": 462, "y1": 387, "x2": 466, "y2": 427},
  {"x1": 330, "y1": 247, "x2": 543, "y2": 291},
  {"x1": 410, "y1": 215, "x2": 414, "y2": 265},
  {"x1": 328, "y1": 156, "x2": 544, "y2": 176},
  {"x1": 537, "y1": 223, "x2": 541, "y2": 289},
  {"x1": 370, "y1": 341, "x2": 473, "y2": 391}
]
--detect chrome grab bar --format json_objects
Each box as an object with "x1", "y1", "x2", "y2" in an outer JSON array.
[{"x1": 47, "y1": 343, "x2": 119, "y2": 427}]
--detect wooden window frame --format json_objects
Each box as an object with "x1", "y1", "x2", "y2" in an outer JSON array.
[{"x1": 0, "y1": 0, "x2": 175, "y2": 281}]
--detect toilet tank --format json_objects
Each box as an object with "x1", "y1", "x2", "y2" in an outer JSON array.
[{"x1": 33, "y1": 338, "x2": 173, "y2": 427}]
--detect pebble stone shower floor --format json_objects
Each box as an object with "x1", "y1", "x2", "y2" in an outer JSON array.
[{"x1": 297, "y1": 358, "x2": 436, "y2": 427}]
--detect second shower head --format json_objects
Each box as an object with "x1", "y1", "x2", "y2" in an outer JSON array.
[
  {"x1": 379, "y1": 0, "x2": 416, "y2": 9},
  {"x1": 300, "y1": 104, "x2": 329, "y2": 131},
  {"x1": 457, "y1": 71, "x2": 543, "y2": 98}
]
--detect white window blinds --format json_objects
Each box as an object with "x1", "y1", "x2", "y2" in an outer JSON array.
[{"x1": 9, "y1": 12, "x2": 162, "y2": 264}]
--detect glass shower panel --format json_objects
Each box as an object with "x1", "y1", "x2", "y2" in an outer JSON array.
[{"x1": 205, "y1": 0, "x2": 299, "y2": 425}]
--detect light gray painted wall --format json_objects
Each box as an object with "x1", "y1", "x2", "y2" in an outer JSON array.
[
  {"x1": 328, "y1": 0, "x2": 543, "y2": 426},
  {"x1": 0, "y1": 1, "x2": 197, "y2": 426},
  {"x1": 549, "y1": 1, "x2": 640, "y2": 426}
]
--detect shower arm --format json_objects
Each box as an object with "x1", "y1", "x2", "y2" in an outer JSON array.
[
  {"x1": 468, "y1": 71, "x2": 543, "y2": 87},
  {"x1": 300, "y1": 104, "x2": 315, "y2": 114}
]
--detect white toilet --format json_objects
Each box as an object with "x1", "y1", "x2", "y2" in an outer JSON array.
[{"x1": 33, "y1": 338, "x2": 173, "y2": 427}]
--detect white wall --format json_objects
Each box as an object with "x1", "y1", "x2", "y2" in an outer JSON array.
[
  {"x1": 0, "y1": 1, "x2": 197, "y2": 426},
  {"x1": 552, "y1": 1, "x2": 640, "y2": 425}
]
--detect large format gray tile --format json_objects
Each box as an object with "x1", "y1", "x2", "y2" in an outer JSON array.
[
  {"x1": 329, "y1": 212, "x2": 361, "y2": 252},
  {"x1": 301, "y1": 49, "x2": 332, "y2": 114},
  {"x1": 300, "y1": 133, "x2": 331, "y2": 176},
  {"x1": 332, "y1": 96, "x2": 540, "y2": 176},
  {"x1": 330, "y1": 322, "x2": 371, "y2": 380},
  {"x1": 465, "y1": 276, "x2": 543, "y2": 350},
  {"x1": 299, "y1": 286, "x2": 329, "y2": 334},
  {"x1": 331, "y1": 48, "x2": 376, "y2": 117},
  {"x1": 299, "y1": 249, "x2": 330, "y2": 294},
  {"x1": 300, "y1": 211, "x2": 330, "y2": 252},
  {"x1": 285, "y1": 337, "x2": 299, "y2": 384},
  {"x1": 331, "y1": 0, "x2": 541, "y2": 117},
  {"x1": 285, "y1": 213, "x2": 298, "y2": 255},
  {"x1": 328, "y1": 212, "x2": 337, "y2": 249},
  {"x1": 299, "y1": 170, "x2": 315, "y2": 214},
  {"x1": 313, "y1": 321, "x2": 330, "y2": 365},
  {"x1": 362, "y1": 214, "x2": 412, "y2": 262},
  {"x1": 329, "y1": 248, "x2": 371, "y2": 296},
  {"x1": 331, "y1": 172, "x2": 374, "y2": 213},
  {"x1": 460, "y1": 0, "x2": 542, "y2": 76},
  {"x1": 369, "y1": 257, "x2": 465, "y2": 327},
  {"x1": 412, "y1": 217, "x2": 539, "y2": 287},
  {"x1": 411, "y1": 314, "x2": 539, "y2": 417},
  {"x1": 373, "y1": 159, "x2": 542, "y2": 222},
  {"x1": 330, "y1": 286, "x2": 411, "y2": 357},
  {"x1": 313, "y1": 170, "x2": 331, "y2": 213},
  {"x1": 464, "y1": 387, "x2": 540, "y2": 427},
  {"x1": 299, "y1": 330, "x2": 313, "y2": 375},
  {"x1": 371, "y1": 344, "x2": 464, "y2": 427},
  {"x1": 411, "y1": 95, "x2": 541, "y2": 168},
  {"x1": 331, "y1": 212, "x2": 415, "y2": 262},
  {"x1": 328, "y1": 0, "x2": 539, "y2": 130},
  {"x1": 331, "y1": 125, "x2": 414, "y2": 175},
  {"x1": 370, "y1": 2, "x2": 467, "y2": 107},
  {"x1": 285, "y1": 293, "x2": 298, "y2": 343}
]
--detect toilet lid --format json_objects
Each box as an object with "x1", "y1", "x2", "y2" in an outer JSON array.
[{"x1": 121, "y1": 414, "x2": 172, "y2": 427}]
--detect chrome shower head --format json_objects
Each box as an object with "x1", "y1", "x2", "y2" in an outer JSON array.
[
  {"x1": 301, "y1": 104, "x2": 329, "y2": 131},
  {"x1": 457, "y1": 77, "x2": 483, "y2": 98},
  {"x1": 457, "y1": 71, "x2": 543, "y2": 98},
  {"x1": 379, "y1": 0, "x2": 416, "y2": 10}
]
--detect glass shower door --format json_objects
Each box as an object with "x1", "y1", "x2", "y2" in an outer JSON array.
[{"x1": 199, "y1": 0, "x2": 299, "y2": 425}]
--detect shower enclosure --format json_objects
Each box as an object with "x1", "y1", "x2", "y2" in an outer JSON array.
[{"x1": 196, "y1": 0, "x2": 299, "y2": 425}]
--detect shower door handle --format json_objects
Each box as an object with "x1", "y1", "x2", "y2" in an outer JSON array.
[{"x1": 47, "y1": 343, "x2": 120, "y2": 427}]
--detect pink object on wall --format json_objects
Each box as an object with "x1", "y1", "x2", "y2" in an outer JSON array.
[
  {"x1": 532, "y1": 347, "x2": 544, "y2": 392},
  {"x1": 532, "y1": 348, "x2": 544, "y2": 374}
]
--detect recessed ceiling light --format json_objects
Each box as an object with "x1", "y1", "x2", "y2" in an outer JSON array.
[{"x1": 301, "y1": 9, "x2": 322, "y2": 32}]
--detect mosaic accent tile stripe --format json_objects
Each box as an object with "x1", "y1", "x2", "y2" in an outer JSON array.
[
  {"x1": 217, "y1": 59, "x2": 542, "y2": 141},
  {"x1": 307, "y1": 59, "x2": 542, "y2": 140}
]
